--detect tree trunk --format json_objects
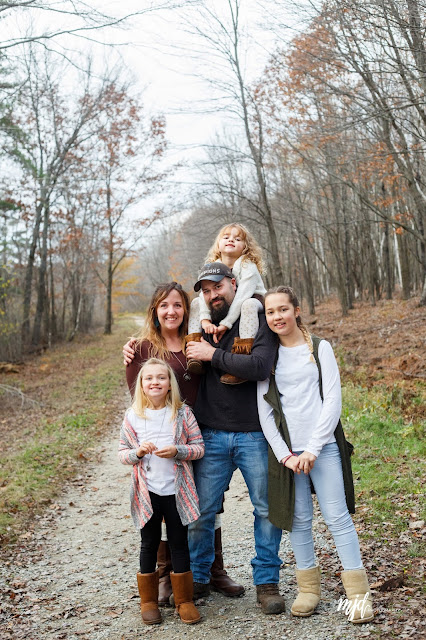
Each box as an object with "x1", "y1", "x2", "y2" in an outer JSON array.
[
  {"x1": 397, "y1": 232, "x2": 411, "y2": 299},
  {"x1": 104, "y1": 188, "x2": 113, "y2": 335},
  {"x1": 32, "y1": 204, "x2": 49, "y2": 346},
  {"x1": 383, "y1": 222, "x2": 393, "y2": 300},
  {"x1": 21, "y1": 199, "x2": 44, "y2": 346}
]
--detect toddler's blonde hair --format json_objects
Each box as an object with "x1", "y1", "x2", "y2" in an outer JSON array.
[{"x1": 206, "y1": 223, "x2": 265, "y2": 273}]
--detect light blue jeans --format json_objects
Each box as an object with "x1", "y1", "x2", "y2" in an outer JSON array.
[
  {"x1": 189, "y1": 428, "x2": 282, "y2": 585},
  {"x1": 290, "y1": 442, "x2": 363, "y2": 570}
]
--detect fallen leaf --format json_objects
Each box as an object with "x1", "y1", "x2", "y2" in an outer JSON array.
[{"x1": 379, "y1": 575, "x2": 405, "y2": 591}]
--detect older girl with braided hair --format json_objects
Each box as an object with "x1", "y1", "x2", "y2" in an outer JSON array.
[{"x1": 257, "y1": 286, "x2": 374, "y2": 624}]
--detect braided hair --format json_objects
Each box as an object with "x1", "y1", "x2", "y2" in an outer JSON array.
[{"x1": 265, "y1": 285, "x2": 315, "y2": 363}]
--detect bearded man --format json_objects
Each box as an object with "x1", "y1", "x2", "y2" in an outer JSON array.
[{"x1": 186, "y1": 262, "x2": 285, "y2": 614}]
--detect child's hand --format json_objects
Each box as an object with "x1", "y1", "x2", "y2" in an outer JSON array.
[
  {"x1": 296, "y1": 451, "x2": 317, "y2": 475},
  {"x1": 212, "y1": 324, "x2": 227, "y2": 344},
  {"x1": 283, "y1": 455, "x2": 301, "y2": 473},
  {"x1": 201, "y1": 320, "x2": 217, "y2": 335},
  {"x1": 136, "y1": 441, "x2": 157, "y2": 458},
  {"x1": 155, "y1": 445, "x2": 178, "y2": 458}
]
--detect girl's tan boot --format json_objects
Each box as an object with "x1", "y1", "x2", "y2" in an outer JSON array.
[
  {"x1": 341, "y1": 569, "x2": 374, "y2": 623},
  {"x1": 291, "y1": 565, "x2": 321, "y2": 617},
  {"x1": 170, "y1": 571, "x2": 201, "y2": 624},
  {"x1": 137, "y1": 571, "x2": 162, "y2": 625}
]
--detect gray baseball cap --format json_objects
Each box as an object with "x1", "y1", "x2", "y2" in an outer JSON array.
[{"x1": 193, "y1": 262, "x2": 234, "y2": 292}]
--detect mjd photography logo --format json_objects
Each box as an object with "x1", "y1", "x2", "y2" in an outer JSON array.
[{"x1": 337, "y1": 592, "x2": 370, "y2": 621}]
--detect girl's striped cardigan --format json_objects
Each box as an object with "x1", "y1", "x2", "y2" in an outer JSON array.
[{"x1": 118, "y1": 404, "x2": 204, "y2": 529}]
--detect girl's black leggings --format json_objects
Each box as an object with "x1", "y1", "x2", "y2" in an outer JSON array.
[{"x1": 139, "y1": 492, "x2": 190, "y2": 574}]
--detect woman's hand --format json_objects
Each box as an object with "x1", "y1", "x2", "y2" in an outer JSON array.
[
  {"x1": 297, "y1": 451, "x2": 317, "y2": 475},
  {"x1": 123, "y1": 338, "x2": 136, "y2": 365},
  {"x1": 283, "y1": 455, "x2": 301, "y2": 473},
  {"x1": 136, "y1": 441, "x2": 157, "y2": 458},
  {"x1": 155, "y1": 445, "x2": 178, "y2": 458}
]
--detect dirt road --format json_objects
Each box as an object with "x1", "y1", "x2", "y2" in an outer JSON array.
[{"x1": 0, "y1": 411, "x2": 375, "y2": 640}]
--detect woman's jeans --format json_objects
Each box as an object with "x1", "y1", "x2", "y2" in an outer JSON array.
[
  {"x1": 290, "y1": 442, "x2": 362, "y2": 570},
  {"x1": 188, "y1": 428, "x2": 282, "y2": 585}
]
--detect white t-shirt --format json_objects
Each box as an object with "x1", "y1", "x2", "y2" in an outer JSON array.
[
  {"x1": 257, "y1": 340, "x2": 341, "y2": 460},
  {"x1": 128, "y1": 407, "x2": 175, "y2": 496}
]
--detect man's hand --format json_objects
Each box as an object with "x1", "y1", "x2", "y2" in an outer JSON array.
[
  {"x1": 155, "y1": 445, "x2": 178, "y2": 458},
  {"x1": 296, "y1": 451, "x2": 317, "y2": 475},
  {"x1": 186, "y1": 337, "x2": 216, "y2": 361},
  {"x1": 123, "y1": 338, "x2": 136, "y2": 365}
]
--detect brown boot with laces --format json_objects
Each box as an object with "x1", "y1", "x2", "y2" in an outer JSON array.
[{"x1": 256, "y1": 584, "x2": 286, "y2": 614}]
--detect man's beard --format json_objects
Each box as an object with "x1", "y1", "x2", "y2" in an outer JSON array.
[{"x1": 209, "y1": 297, "x2": 231, "y2": 324}]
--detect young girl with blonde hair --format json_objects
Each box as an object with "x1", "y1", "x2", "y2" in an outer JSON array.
[
  {"x1": 186, "y1": 222, "x2": 266, "y2": 384},
  {"x1": 257, "y1": 286, "x2": 374, "y2": 624},
  {"x1": 118, "y1": 358, "x2": 204, "y2": 626}
]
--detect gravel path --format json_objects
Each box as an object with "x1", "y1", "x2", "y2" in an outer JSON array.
[{"x1": 1, "y1": 417, "x2": 375, "y2": 640}]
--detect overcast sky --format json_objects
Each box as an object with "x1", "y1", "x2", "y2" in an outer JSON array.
[{"x1": 2, "y1": 0, "x2": 308, "y2": 228}]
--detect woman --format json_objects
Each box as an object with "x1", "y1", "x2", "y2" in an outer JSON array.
[
  {"x1": 123, "y1": 282, "x2": 244, "y2": 603},
  {"x1": 257, "y1": 286, "x2": 373, "y2": 624}
]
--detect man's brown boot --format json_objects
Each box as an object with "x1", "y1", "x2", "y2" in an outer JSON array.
[
  {"x1": 157, "y1": 540, "x2": 172, "y2": 606},
  {"x1": 210, "y1": 528, "x2": 245, "y2": 597},
  {"x1": 256, "y1": 584, "x2": 286, "y2": 614},
  {"x1": 220, "y1": 338, "x2": 254, "y2": 385},
  {"x1": 185, "y1": 333, "x2": 204, "y2": 375},
  {"x1": 170, "y1": 571, "x2": 201, "y2": 624},
  {"x1": 137, "y1": 571, "x2": 162, "y2": 625}
]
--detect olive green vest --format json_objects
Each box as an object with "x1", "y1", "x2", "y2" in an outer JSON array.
[{"x1": 264, "y1": 335, "x2": 355, "y2": 531}]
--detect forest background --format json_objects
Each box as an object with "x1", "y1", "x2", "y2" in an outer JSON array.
[
  {"x1": 1, "y1": 0, "x2": 426, "y2": 359},
  {"x1": 0, "y1": 3, "x2": 425, "y2": 637}
]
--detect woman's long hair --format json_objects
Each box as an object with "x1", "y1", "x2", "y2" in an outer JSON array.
[
  {"x1": 132, "y1": 357, "x2": 183, "y2": 419},
  {"x1": 135, "y1": 282, "x2": 190, "y2": 358},
  {"x1": 265, "y1": 285, "x2": 314, "y2": 361}
]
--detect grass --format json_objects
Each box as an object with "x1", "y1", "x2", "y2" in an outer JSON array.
[
  {"x1": 0, "y1": 316, "x2": 424, "y2": 558},
  {"x1": 342, "y1": 381, "x2": 426, "y2": 536},
  {"x1": 0, "y1": 315, "x2": 138, "y2": 544}
]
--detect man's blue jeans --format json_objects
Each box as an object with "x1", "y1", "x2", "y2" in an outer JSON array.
[{"x1": 189, "y1": 428, "x2": 282, "y2": 585}]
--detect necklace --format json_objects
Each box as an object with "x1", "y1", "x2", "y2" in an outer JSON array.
[
  {"x1": 169, "y1": 350, "x2": 191, "y2": 382},
  {"x1": 144, "y1": 407, "x2": 167, "y2": 472}
]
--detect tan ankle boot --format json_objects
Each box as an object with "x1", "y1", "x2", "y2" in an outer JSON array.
[
  {"x1": 157, "y1": 540, "x2": 172, "y2": 606},
  {"x1": 185, "y1": 333, "x2": 204, "y2": 375},
  {"x1": 170, "y1": 571, "x2": 201, "y2": 624},
  {"x1": 291, "y1": 566, "x2": 321, "y2": 617},
  {"x1": 137, "y1": 571, "x2": 162, "y2": 625},
  {"x1": 341, "y1": 569, "x2": 374, "y2": 623},
  {"x1": 220, "y1": 337, "x2": 254, "y2": 385}
]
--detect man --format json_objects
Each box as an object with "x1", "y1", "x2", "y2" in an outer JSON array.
[{"x1": 186, "y1": 262, "x2": 284, "y2": 614}]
